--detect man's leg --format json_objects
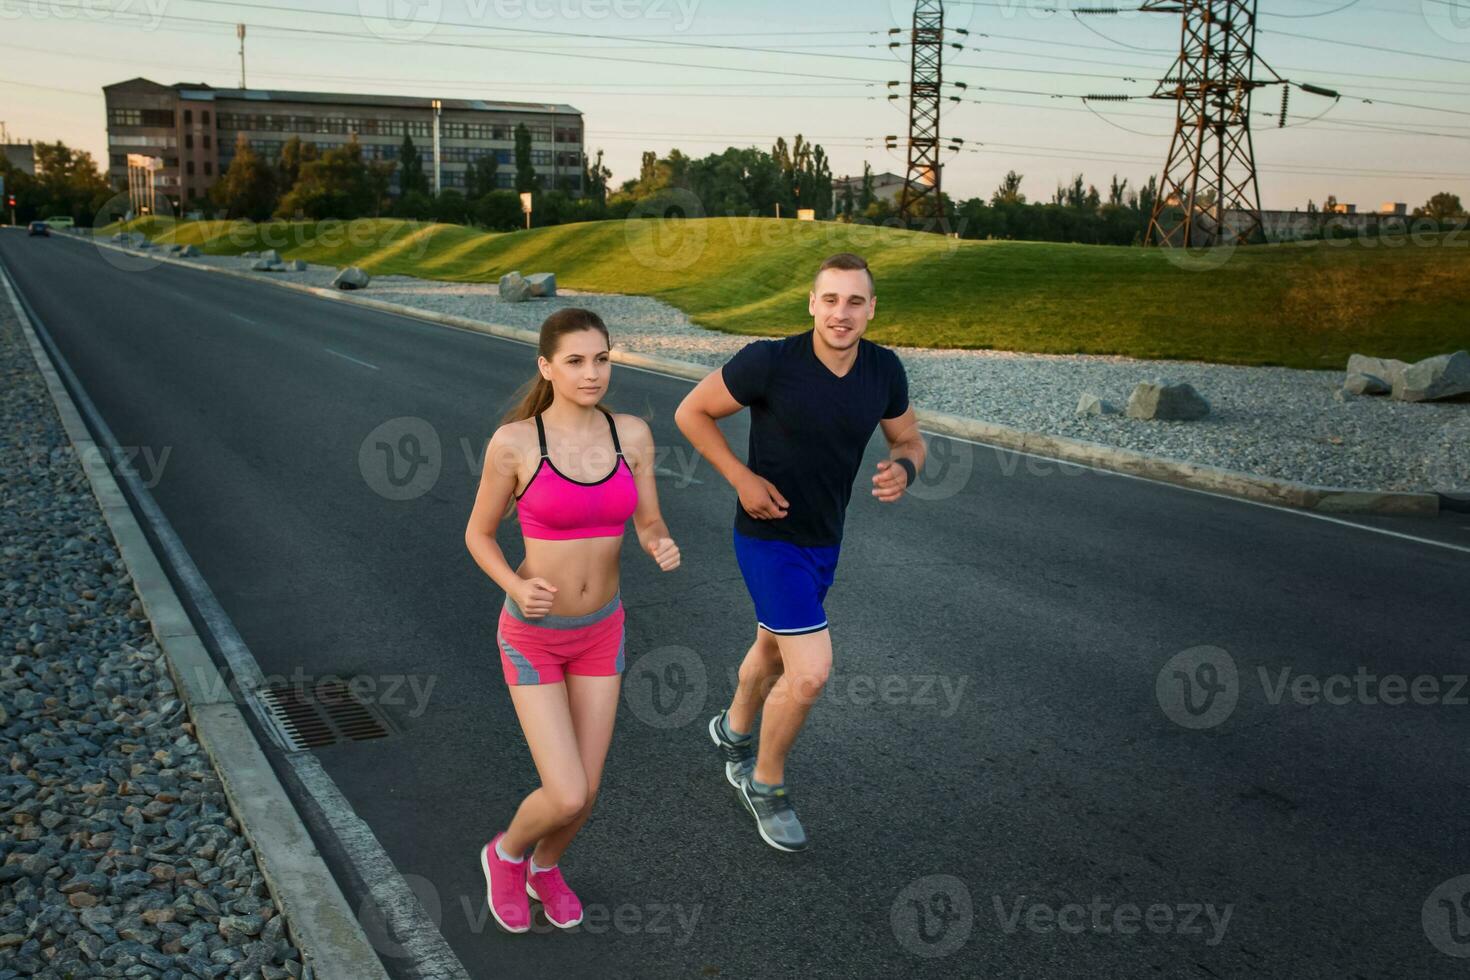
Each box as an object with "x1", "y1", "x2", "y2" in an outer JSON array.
[
  {"x1": 727, "y1": 627, "x2": 783, "y2": 735},
  {"x1": 752, "y1": 628, "x2": 832, "y2": 786}
]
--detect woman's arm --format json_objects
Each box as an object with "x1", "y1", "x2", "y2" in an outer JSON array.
[
  {"x1": 464, "y1": 425, "x2": 532, "y2": 594},
  {"x1": 619, "y1": 414, "x2": 680, "y2": 572}
]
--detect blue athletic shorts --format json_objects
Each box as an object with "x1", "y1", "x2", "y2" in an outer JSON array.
[{"x1": 732, "y1": 527, "x2": 840, "y2": 636}]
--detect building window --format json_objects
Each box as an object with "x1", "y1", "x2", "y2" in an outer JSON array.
[
  {"x1": 530, "y1": 149, "x2": 552, "y2": 166},
  {"x1": 110, "y1": 153, "x2": 126, "y2": 166},
  {"x1": 186, "y1": 161, "x2": 195, "y2": 175},
  {"x1": 556, "y1": 150, "x2": 581, "y2": 168},
  {"x1": 185, "y1": 133, "x2": 193, "y2": 149},
  {"x1": 185, "y1": 109, "x2": 192, "y2": 125},
  {"x1": 441, "y1": 121, "x2": 467, "y2": 139},
  {"x1": 527, "y1": 126, "x2": 552, "y2": 142},
  {"x1": 555, "y1": 127, "x2": 580, "y2": 143},
  {"x1": 204, "y1": 134, "x2": 211, "y2": 149},
  {"x1": 496, "y1": 172, "x2": 515, "y2": 189},
  {"x1": 495, "y1": 149, "x2": 514, "y2": 165},
  {"x1": 203, "y1": 110, "x2": 210, "y2": 124},
  {"x1": 204, "y1": 162, "x2": 212, "y2": 176},
  {"x1": 109, "y1": 108, "x2": 143, "y2": 127},
  {"x1": 141, "y1": 109, "x2": 175, "y2": 127}
]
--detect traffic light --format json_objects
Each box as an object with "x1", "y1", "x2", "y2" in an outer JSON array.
[{"x1": 5, "y1": 195, "x2": 13, "y2": 208}]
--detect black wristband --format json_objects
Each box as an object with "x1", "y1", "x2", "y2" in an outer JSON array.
[{"x1": 893, "y1": 456, "x2": 917, "y2": 489}]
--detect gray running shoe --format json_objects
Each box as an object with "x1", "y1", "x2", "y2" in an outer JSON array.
[
  {"x1": 708, "y1": 709, "x2": 755, "y2": 789},
  {"x1": 738, "y1": 778, "x2": 809, "y2": 852}
]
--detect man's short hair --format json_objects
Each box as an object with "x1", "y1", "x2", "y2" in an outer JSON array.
[{"x1": 813, "y1": 253, "x2": 875, "y2": 295}]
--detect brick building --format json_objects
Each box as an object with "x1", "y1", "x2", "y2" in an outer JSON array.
[{"x1": 102, "y1": 78, "x2": 584, "y2": 212}]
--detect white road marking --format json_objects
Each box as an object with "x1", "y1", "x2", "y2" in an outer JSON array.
[
  {"x1": 325, "y1": 347, "x2": 380, "y2": 370},
  {"x1": 230, "y1": 313, "x2": 255, "y2": 325},
  {"x1": 931, "y1": 430, "x2": 1470, "y2": 557}
]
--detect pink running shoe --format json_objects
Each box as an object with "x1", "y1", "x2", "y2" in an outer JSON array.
[
  {"x1": 526, "y1": 864, "x2": 584, "y2": 928},
  {"x1": 480, "y1": 833, "x2": 530, "y2": 933}
]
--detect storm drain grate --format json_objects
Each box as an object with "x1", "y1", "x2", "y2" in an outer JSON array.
[{"x1": 254, "y1": 679, "x2": 395, "y2": 751}]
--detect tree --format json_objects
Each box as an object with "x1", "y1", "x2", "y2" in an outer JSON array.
[
  {"x1": 990, "y1": 170, "x2": 1025, "y2": 206},
  {"x1": 859, "y1": 162, "x2": 875, "y2": 211},
  {"x1": 474, "y1": 190, "x2": 525, "y2": 231},
  {"x1": 433, "y1": 190, "x2": 469, "y2": 225},
  {"x1": 210, "y1": 134, "x2": 276, "y2": 221},
  {"x1": 366, "y1": 159, "x2": 394, "y2": 217},
  {"x1": 1414, "y1": 191, "x2": 1466, "y2": 221},
  {"x1": 276, "y1": 137, "x2": 319, "y2": 193},
  {"x1": 1107, "y1": 174, "x2": 1129, "y2": 207},
  {"x1": 465, "y1": 152, "x2": 499, "y2": 200},
  {"x1": 1070, "y1": 174, "x2": 1093, "y2": 208},
  {"x1": 514, "y1": 123, "x2": 540, "y2": 193},
  {"x1": 31, "y1": 142, "x2": 111, "y2": 223},
  {"x1": 840, "y1": 179, "x2": 856, "y2": 217},
  {"x1": 398, "y1": 135, "x2": 427, "y2": 197},
  {"x1": 275, "y1": 136, "x2": 378, "y2": 219},
  {"x1": 1137, "y1": 174, "x2": 1158, "y2": 218},
  {"x1": 582, "y1": 148, "x2": 611, "y2": 204}
]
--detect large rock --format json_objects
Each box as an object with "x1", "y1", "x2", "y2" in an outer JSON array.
[
  {"x1": 250, "y1": 259, "x2": 276, "y2": 271},
  {"x1": 1394, "y1": 350, "x2": 1470, "y2": 402},
  {"x1": 1075, "y1": 392, "x2": 1116, "y2": 416},
  {"x1": 1343, "y1": 372, "x2": 1391, "y2": 396},
  {"x1": 1125, "y1": 380, "x2": 1210, "y2": 421},
  {"x1": 332, "y1": 266, "x2": 370, "y2": 290},
  {"x1": 526, "y1": 272, "x2": 557, "y2": 298},
  {"x1": 499, "y1": 271, "x2": 533, "y2": 303},
  {"x1": 179, "y1": 245, "x2": 200, "y2": 257},
  {"x1": 283, "y1": 259, "x2": 306, "y2": 272},
  {"x1": 1346, "y1": 353, "x2": 1409, "y2": 393},
  {"x1": 258, "y1": 249, "x2": 281, "y2": 264}
]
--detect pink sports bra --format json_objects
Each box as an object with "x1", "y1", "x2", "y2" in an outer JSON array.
[{"x1": 515, "y1": 409, "x2": 638, "y2": 541}]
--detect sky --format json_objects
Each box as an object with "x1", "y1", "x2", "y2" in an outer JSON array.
[{"x1": 1, "y1": 0, "x2": 1467, "y2": 211}]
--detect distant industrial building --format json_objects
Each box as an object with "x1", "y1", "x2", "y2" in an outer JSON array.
[
  {"x1": 102, "y1": 78, "x2": 585, "y2": 212},
  {"x1": 3, "y1": 142, "x2": 36, "y2": 175},
  {"x1": 833, "y1": 170, "x2": 907, "y2": 210}
]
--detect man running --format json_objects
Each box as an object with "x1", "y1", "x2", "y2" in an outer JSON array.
[{"x1": 674, "y1": 252, "x2": 926, "y2": 852}]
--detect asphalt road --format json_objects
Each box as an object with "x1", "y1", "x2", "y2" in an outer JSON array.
[{"x1": 5, "y1": 229, "x2": 1469, "y2": 980}]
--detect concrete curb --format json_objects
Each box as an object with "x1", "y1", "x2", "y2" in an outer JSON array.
[
  {"x1": 71, "y1": 230, "x2": 1441, "y2": 517},
  {"x1": 0, "y1": 251, "x2": 390, "y2": 980}
]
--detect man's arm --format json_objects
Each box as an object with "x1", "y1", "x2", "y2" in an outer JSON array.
[
  {"x1": 674, "y1": 370, "x2": 789, "y2": 520},
  {"x1": 871, "y1": 406, "x2": 927, "y2": 503}
]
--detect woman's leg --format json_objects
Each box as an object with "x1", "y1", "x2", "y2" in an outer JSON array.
[
  {"x1": 500, "y1": 682, "x2": 589, "y2": 856},
  {"x1": 531, "y1": 672, "x2": 621, "y2": 867}
]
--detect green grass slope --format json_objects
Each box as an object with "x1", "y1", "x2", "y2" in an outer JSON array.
[{"x1": 113, "y1": 215, "x2": 1470, "y2": 369}]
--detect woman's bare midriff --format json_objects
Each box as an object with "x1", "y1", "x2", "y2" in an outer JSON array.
[{"x1": 516, "y1": 534, "x2": 624, "y2": 616}]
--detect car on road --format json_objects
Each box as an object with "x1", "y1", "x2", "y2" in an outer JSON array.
[{"x1": 27, "y1": 221, "x2": 49, "y2": 237}]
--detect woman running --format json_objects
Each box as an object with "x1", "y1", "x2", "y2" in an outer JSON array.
[{"x1": 464, "y1": 307, "x2": 681, "y2": 933}]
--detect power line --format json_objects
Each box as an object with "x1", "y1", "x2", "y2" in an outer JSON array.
[
  {"x1": 13, "y1": 0, "x2": 890, "y2": 83},
  {"x1": 1259, "y1": 27, "x2": 1470, "y2": 66}
]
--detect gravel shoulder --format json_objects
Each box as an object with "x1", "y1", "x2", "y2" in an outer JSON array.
[
  {"x1": 1, "y1": 287, "x2": 310, "y2": 978},
  {"x1": 136, "y1": 246, "x2": 1470, "y2": 493}
]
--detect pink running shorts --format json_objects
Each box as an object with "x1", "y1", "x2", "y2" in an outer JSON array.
[{"x1": 496, "y1": 590, "x2": 626, "y2": 686}]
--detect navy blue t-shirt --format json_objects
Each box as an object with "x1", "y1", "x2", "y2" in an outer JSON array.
[{"x1": 721, "y1": 329, "x2": 909, "y2": 547}]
